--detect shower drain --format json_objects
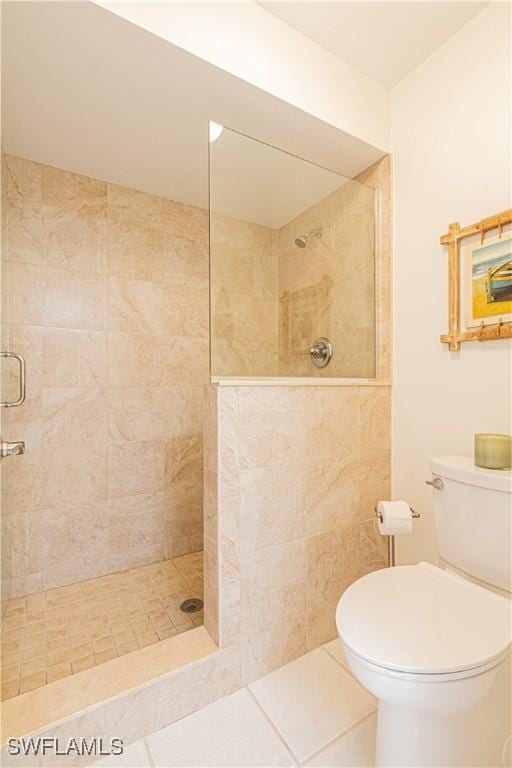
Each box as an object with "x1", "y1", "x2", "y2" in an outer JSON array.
[{"x1": 180, "y1": 598, "x2": 204, "y2": 614}]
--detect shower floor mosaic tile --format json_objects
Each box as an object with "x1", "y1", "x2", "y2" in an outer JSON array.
[{"x1": 0, "y1": 551, "x2": 204, "y2": 700}]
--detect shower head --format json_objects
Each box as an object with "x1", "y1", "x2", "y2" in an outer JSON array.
[{"x1": 294, "y1": 227, "x2": 323, "y2": 249}]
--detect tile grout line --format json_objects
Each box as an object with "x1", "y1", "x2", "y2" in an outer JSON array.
[
  {"x1": 320, "y1": 643, "x2": 356, "y2": 680},
  {"x1": 143, "y1": 736, "x2": 155, "y2": 768},
  {"x1": 246, "y1": 686, "x2": 300, "y2": 766},
  {"x1": 297, "y1": 710, "x2": 377, "y2": 767}
]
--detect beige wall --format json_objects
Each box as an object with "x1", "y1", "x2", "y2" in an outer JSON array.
[
  {"x1": 204, "y1": 383, "x2": 390, "y2": 682},
  {"x1": 1, "y1": 155, "x2": 209, "y2": 598},
  {"x1": 210, "y1": 213, "x2": 279, "y2": 377}
]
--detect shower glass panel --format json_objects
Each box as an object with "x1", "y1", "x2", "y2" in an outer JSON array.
[{"x1": 209, "y1": 127, "x2": 377, "y2": 379}]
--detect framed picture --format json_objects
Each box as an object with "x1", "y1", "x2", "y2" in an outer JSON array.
[
  {"x1": 462, "y1": 228, "x2": 512, "y2": 330},
  {"x1": 440, "y1": 208, "x2": 512, "y2": 349}
]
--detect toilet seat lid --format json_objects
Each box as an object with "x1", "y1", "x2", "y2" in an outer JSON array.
[{"x1": 336, "y1": 563, "x2": 511, "y2": 675}]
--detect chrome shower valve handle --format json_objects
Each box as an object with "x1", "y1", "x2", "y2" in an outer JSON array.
[{"x1": 299, "y1": 337, "x2": 332, "y2": 368}]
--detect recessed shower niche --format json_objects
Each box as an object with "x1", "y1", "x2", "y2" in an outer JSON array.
[{"x1": 209, "y1": 127, "x2": 378, "y2": 380}]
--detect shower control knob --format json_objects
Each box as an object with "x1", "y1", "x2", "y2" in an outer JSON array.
[{"x1": 299, "y1": 337, "x2": 332, "y2": 368}]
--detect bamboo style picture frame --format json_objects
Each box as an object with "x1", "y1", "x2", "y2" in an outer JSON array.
[{"x1": 440, "y1": 208, "x2": 512, "y2": 350}]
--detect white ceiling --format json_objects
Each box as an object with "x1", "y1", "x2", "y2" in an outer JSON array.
[
  {"x1": 258, "y1": 1, "x2": 488, "y2": 87},
  {"x1": 1, "y1": 1, "x2": 383, "y2": 228}
]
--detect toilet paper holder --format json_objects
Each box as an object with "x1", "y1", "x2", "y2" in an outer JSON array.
[{"x1": 374, "y1": 505, "x2": 420, "y2": 568}]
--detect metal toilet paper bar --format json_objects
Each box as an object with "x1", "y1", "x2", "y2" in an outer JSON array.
[{"x1": 375, "y1": 505, "x2": 420, "y2": 567}]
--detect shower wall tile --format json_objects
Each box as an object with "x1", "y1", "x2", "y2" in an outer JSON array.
[
  {"x1": 2, "y1": 449, "x2": 44, "y2": 516},
  {"x1": 108, "y1": 440, "x2": 167, "y2": 499},
  {"x1": 277, "y1": 154, "x2": 391, "y2": 381},
  {"x1": 278, "y1": 179, "x2": 376, "y2": 379},
  {"x1": 43, "y1": 502, "x2": 111, "y2": 590},
  {"x1": 2, "y1": 510, "x2": 44, "y2": 586},
  {"x1": 166, "y1": 274, "x2": 209, "y2": 338},
  {"x1": 42, "y1": 328, "x2": 107, "y2": 388},
  {"x1": 160, "y1": 336, "x2": 209, "y2": 386},
  {"x1": 107, "y1": 206, "x2": 164, "y2": 282},
  {"x1": 2, "y1": 157, "x2": 208, "y2": 597},
  {"x1": 165, "y1": 434, "x2": 204, "y2": 558},
  {"x1": 107, "y1": 332, "x2": 161, "y2": 386},
  {"x1": 7, "y1": 262, "x2": 43, "y2": 325},
  {"x1": 41, "y1": 387, "x2": 107, "y2": 446},
  {"x1": 108, "y1": 276, "x2": 168, "y2": 335},
  {"x1": 8, "y1": 324, "x2": 42, "y2": 394},
  {"x1": 6, "y1": 200, "x2": 43, "y2": 265},
  {"x1": 166, "y1": 435, "x2": 203, "y2": 498},
  {"x1": 5, "y1": 154, "x2": 42, "y2": 203},
  {"x1": 108, "y1": 182, "x2": 163, "y2": 225},
  {"x1": 41, "y1": 268, "x2": 106, "y2": 330},
  {"x1": 42, "y1": 165, "x2": 106, "y2": 210},
  {"x1": 42, "y1": 442, "x2": 107, "y2": 507},
  {"x1": 5, "y1": 392, "x2": 42, "y2": 452},
  {"x1": 107, "y1": 386, "x2": 176, "y2": 442},
  {"x1": 43, "y1": 204, "x2": 107, "y2": 275},
  {"x1": 162, "y1": 197, "x2": 209, "y2": 242},
  {"x1": 108, "y1": 493, "x2": 166, "y2": 570},
  {"x1": 163, "y1": 234, "x2": 208, "y2": 281},
  {"x1": 210, "y1": 212, "x2": 279, "y2": 377}
]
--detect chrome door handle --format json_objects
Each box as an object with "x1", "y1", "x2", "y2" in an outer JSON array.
[
  {"x1": 0, "y1": 352, "x2": 26, "y2": 408},
  {"x1": 425, "y1": 478, "x2": 444, "y2": 490},
  {"x1": 1, "y1": 440, "x2": 25, "y2": 458}
]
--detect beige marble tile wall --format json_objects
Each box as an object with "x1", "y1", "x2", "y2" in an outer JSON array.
[
  {"x1": 204, "y1": 383, "x2": 390, "y2": 684},
  {"x1": 278, "y1": 178, "x2": 377, "y2": 378},
  {"x1": 1, "y1": 155, "x2": 209, "y2": 598},
  {"x1": 210, "y1": 213, "x2": 279, "y2": 377},
  {"x1": 210, "y1": 156, "x2": 390, "y2": 381}
]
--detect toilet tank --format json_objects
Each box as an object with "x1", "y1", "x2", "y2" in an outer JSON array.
[{"x1": 430, "y1": 456, "x2": 512, "y2": 593}]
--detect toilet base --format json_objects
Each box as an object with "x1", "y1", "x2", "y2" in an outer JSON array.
[{"x1": 374, "y1": 662, "x2": 511, "y2": 768}]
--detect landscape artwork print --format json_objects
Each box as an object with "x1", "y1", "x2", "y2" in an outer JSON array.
[{"x1": 464, "y1": 234, "x2": 512, "y2": 327}]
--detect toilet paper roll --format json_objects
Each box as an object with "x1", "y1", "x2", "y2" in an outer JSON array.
[{"x1": 377, "y1": 500, "x2": 413, "y2": 536}]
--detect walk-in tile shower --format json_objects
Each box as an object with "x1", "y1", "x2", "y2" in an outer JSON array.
[{"x1": 0, "y1": 157, "x2": 208, "y2": 699}]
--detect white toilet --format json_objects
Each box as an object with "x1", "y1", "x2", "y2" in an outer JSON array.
[{"x1": 336, "y1": 457, "x2": 512, "y2": 768}]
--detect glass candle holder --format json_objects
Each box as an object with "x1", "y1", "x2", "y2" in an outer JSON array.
[{"x1": 474, "y1": 434, "x2": 512, "y2": 470}]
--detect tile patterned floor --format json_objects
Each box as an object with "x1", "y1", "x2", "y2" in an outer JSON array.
[
  {"x1": 0, "y1": 551, "x2": 204, "y2": 701},
  {"x1": 93, "y1": 639, "x2": 377, "y2": 768}
]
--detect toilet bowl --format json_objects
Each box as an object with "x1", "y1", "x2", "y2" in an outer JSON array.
[{"x1": 336, "y1": 563, "x2": 511, "y2": 767}]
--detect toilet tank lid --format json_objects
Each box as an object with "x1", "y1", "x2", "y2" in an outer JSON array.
[{"x1": 431, "y1": 456, "x2": 512, "y2": 493}]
